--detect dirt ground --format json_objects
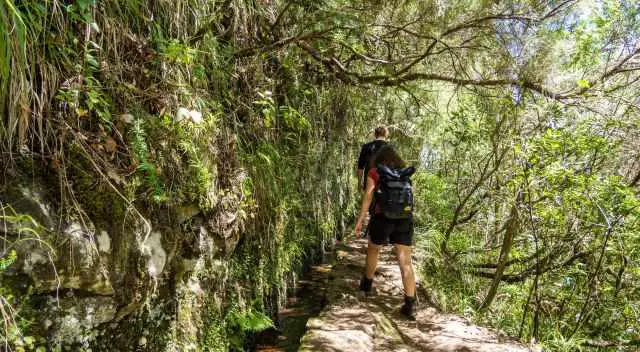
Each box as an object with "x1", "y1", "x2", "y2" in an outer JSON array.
[{"x1": 298, "y1": 239, "x2": 539, "y2": 352}]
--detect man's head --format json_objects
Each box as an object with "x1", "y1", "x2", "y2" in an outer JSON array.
[{"x1": 374, "y1": 125, "x2": 389, "y2": 140}]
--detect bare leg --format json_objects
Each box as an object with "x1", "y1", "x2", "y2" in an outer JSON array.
[
  {"x1": 394, "y1": 244, "x2": 416, "y2": 297},
  {"x1": 365, "y1": 241, "x2": 381, "y2": 279}
]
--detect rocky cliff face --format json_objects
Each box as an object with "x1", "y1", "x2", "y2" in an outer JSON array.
[
  {"x1": 1, "y1": 117, "x2": 358, "y2": 351},
  {"x1": 1, "y1": 163, "x2": 249, "y2": 351}
]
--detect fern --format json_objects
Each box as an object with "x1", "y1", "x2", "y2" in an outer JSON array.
[
  {"x1": 130, "y1": 118, "x2": 166, "y2": 202},
  {"x1": 177, "y1": 130, "x2": 214, "y2": 207},
  {"x1": 230, "y1": 309, "x2": 273, "y2": 332},
  {"x1": 0, "y1": 250, "x2": 17, "y2": 270},
  {"x1": 223, "y1": 306, "x2": 274, "y2": 351}
]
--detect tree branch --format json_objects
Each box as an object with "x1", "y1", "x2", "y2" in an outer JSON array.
[
  {"x1": 270, "y1": 1, "x2": 295, "y2": 32},
  {"x1": 473, "y1": 251, "x2": 588, "y2": 283},
  {"x1": 233, "y1": 30, "x2": 334, "y2": 58}
]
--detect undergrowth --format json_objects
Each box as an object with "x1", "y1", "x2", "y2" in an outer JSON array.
[{"x1": 0, "y1": 205, "x2": 55, "y2": 351}]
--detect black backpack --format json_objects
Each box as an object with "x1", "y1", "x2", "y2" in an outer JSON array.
[{"x1": 375, "y1": 165, "x2": 416, "y2": 219}]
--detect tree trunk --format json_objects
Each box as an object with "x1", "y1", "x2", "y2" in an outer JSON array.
[{"x1": 478, "y1": 196, "x2": 519, "y2": 311}]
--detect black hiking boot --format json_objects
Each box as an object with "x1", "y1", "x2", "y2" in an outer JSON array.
[
  {"x1": 359, "y1": 276, "x2": 373, "y2": 296},
  {"x1": 400, "y1": 295, "x2": 416, "y2": 319}
]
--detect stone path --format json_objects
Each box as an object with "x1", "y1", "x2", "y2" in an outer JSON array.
[{"x1": 298, "y1": 239, "x2": 538, "y2": 352}]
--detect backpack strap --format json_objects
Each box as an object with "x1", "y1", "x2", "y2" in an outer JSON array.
[{"x1": 400, "y1": 166, "x2": 416, "y2": 177}]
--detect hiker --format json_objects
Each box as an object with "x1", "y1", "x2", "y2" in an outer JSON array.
[
  {"x1": 334, "y1": 125, "x2": 388, "y2": 245},
  {"x1": 354, "y1": 145, "x2": 417, "y2": 318},
  {"x1": 357, "y1": 126, "x2": 389, "y2": 191}
]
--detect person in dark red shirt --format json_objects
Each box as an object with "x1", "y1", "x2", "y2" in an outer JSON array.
[{"x1": 354, "y1": 145, "x2": 417, "y2": 318}]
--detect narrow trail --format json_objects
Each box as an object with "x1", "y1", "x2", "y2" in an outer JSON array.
[{"x1": 298, "y1": 239, "x2": 539, "y2": 352}]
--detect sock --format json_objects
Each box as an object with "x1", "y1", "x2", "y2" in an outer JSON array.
[{"x1": 359, "y1": 276, "x2": 373, "y2": 292}]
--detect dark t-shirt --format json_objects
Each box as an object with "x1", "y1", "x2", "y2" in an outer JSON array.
[{"x1": 357, "y1": 140, "x2": 387, "y2": 189}]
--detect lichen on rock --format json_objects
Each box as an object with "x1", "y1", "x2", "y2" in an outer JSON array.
[
  {"x1": 43, "y1": 295, "x2": 117, "y2": 349},
  {"x1": 141, "y1": 231, "x2": 167, "y2": 278},
  {"x1": 97, "y1": 230, "x2": 111, "y2": 253}
]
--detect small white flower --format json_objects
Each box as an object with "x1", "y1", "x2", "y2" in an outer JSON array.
[
  {"x1": 189, "y1": 110, "x2": 203, "y2": 124},
  {"x1": 176, "y1": 107, "x2": 190, "y2": 122}
]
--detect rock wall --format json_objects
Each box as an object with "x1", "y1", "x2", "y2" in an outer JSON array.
[
  {"x1": 1, "y1": 116, "x2": 360, "y2": 352},
  {"x1": 1, "y1": 163, "x2": 249, "y2": 351}
]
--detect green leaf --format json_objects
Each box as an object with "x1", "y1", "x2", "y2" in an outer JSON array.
[
  {"x1": 576, "y1": 79, "x2": 591, "y2": 88},
  {"x1": 257, "y1": 152, "x2": 272, "y2": 166},
  {"x1": 0, "y1": 250, "x2": 17, "y2": 270},
  {"x1": 24, "y1": 336, "x2": 35, "y2": 347}
]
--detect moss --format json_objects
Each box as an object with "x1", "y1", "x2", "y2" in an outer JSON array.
[
  {"x1": 15, "y1": 155, "x2": 36, "y2": 173},
  {"x1": 0, "y1": 275, "x2": 49, "y2": 349},
  {"x1": 65, "y1": 145, "x2": 127, "y2": 225},
  {"x1": 202, "y1": 314, "x2": 227, "y2": 352}
]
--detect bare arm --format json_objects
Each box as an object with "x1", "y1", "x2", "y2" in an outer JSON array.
[
  {"x1": 354, "y1": 175, "x2": 376, "y2": 237},
  {"x1": 357, "y1": 168, "x2": 364, "y2": 189}
]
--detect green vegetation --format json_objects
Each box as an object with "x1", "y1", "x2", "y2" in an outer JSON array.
[
  {"x1": 1, "y1": 0, "x2": 639, "y2": 350},
  {"x1": 0, "y1": 205, "x2": 52, "y2": 350}
]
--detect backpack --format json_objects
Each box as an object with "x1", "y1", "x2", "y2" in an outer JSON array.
[{"x1": 375, "y1": 165, "x2": 415, "y2": 219}]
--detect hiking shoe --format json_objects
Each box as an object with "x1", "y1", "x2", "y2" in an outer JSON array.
[
  {"x1": 400, "y1": 295, "x2": 416, "y2": 319},
  {"x1": 359, "y1": 276, "x2": 373, "y2": 296}
]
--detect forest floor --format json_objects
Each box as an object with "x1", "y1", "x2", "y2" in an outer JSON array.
[{"x1": 297, "y1": 239, "x2": 539, "y2": 352}]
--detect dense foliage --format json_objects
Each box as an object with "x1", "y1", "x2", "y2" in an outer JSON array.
[
  {"x1": 1, "y1": 0, "x2": 369, "y2": 350},
  {"x1": 1, "y1": 0, "x2": 639, "y2": 351}
]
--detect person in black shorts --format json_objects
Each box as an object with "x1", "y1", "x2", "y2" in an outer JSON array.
[{"x1": 354, "y1": 145, "x2": 417, "y2": 318}]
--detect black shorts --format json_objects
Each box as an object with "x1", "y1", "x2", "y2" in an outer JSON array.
[{"x1": 368, "y1": 215, "x2": 413, "y2": 246}]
